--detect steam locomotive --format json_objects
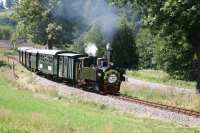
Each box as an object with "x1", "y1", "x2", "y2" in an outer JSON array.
[{"x1": 17, "y1": 46, "x2": 125, "y2": 94}]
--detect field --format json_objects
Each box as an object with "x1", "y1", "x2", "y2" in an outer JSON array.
[
  {"x1": 128, "y1": 70, "x2": 196, "y2": 90},
  {"x1": 0, "y1": 54, "x2": 199, "y2": 132}
]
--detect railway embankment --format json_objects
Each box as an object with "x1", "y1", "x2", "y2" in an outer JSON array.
[
  {"x1": 1, "y1": 57, "x2": 199, "y2": 132},
  {"x1": 1, "y1": 54, "x2": 200, "y2": 129}
]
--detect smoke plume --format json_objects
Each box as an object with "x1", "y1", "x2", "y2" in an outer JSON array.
[
  {"x1": 85, "y1": 42, "x2": 98, "y2": 56},
  {"x1": 54, "y1": 0, "x2": 118, "y2": 40}
]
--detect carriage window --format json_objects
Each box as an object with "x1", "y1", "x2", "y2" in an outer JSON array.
[
  {"x1": 84, "y1": 59, "x2": 90, "y2": 67},
  {"x1": 40, "y1": 55, "x2": 53, "y2": 62},
  {"x1": 83, "y1": 58, "x2": 97, "y2": 67},
  {"x1": 102, "y1": 61, "x2": 108, "y2": 67}
]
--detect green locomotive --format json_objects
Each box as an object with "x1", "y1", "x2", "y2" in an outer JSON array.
[{"x1": 17, "y1": 47, "x2": 125, "y2": 94}]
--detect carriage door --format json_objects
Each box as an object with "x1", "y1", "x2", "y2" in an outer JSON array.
[
  {"x1": 75, "y1": 60, "x2": 81, "y2": 81},
  {"x1": 59, "y1": 56, "x2": 64, "y2": 77}
]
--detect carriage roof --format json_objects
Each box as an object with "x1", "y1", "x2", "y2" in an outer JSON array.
[
  {"x1": 26, "y1": 49, "x2": 40, "y2": 54},
  {"x1": 17, "y1": 47, "x2": 32, "y2": 52},
  {"x1": 37, "y1": 49, "x2": 65, "y2": 55},
  {"x1": 58, "y1": 53, "x2": 81, "y2": 57}
]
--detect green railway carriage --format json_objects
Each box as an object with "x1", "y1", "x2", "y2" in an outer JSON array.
[
  {"x1": 37, "y1": 50, "x2": 68, "y2": 76},
  {"x1": 18, "y1": 47, "x2": 32, "y2": 66},
  {"x1": 26, "y1": 49, "x2": 39, "y2": 71},
  {"x1": 57, "y1": 53, "x2": 86, "y2": 81},
  {"x1": 25, "y1": 51, "x2": 30, "y2": 68}
]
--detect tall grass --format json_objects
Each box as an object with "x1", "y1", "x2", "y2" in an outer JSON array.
[
  {"x1": 128, "y1": 70, "x2": 196, "y2": 89},
  {"x1": 0, "y1": 49, "x2": 18, "y2": 57},
  {"x1": 121, "y1": 83, "x2": 200, "y2": 112}
]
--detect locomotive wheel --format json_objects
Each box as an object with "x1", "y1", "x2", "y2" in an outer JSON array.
[{"x1": 102, "y1": 83, "x2": 120, "y2": 95}]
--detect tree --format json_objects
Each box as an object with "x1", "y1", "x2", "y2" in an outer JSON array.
[
  {"x1": 136, "y1": 28, "x2": 156, "y2": 69},
  {"x1": 0, "y1": 1, "x2": 5, "y2": 9},
  {"x1": 14, "y1": 0, "x2": 49, "y2": 47},
  {"x1": 130, "y1": 0, "x2": 200, "y2": 92},
  {"x1": 13, "y1": 0, "x2": 73, "y2": 49},
  {"x1": 111, "y1": 17, "x2": 138, "y2": 69},
  {"x1": 83, "y1": 25, "x2": 106, "y2": 57}
]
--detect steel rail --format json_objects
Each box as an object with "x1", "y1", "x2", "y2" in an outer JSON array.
[{"x1": 109, "y1": 95, "x2": 200, "y2": 117}]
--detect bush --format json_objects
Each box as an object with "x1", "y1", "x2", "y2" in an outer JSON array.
[
  {"x1": 112, "y1": 19, "x2": 138, "y2": 69},
  {"x1": 156, "y1": 39, "x2": 197, "y2": 80},
  {"x1": 136, "y1": 28, "x2": 156, "y2": 69},
  {"x1": 0, "y1": 25, "x2": 12, "y2": 39},
  {"x1": 72, "y1": 24, "x2": 106, "y2": 57}
]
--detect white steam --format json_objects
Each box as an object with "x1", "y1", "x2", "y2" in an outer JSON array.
[
  {"x1": 85, "y1": 42, "x2": 98, "y2": 56},
  {"x1": 54, "y1": 0, "x2": 118, "y2": 40},
  {"x1": 54, "y1": 0, "x2": 142, "y2": 40}
]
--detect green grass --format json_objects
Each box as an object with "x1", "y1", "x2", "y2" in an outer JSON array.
[
  {"x1": 128, "y1": 70, "x2": 196, "y2": 89},
  {"x1": 0, "y1": 65, "x2": 199, "y2": 132},
  {"x1": 121, "y1": 83, "x2": 200, "y2": 112},
  {"x1": 0, "y1": 49, "x2": 18, "y2": 56}
]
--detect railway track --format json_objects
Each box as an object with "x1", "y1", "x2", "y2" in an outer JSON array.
[
  {"x1": 3, "y1": 55, "x2": 200, "y2": 118},
  {"x1": 109, "y1": 95, "x2": 200, "y2": 118}
]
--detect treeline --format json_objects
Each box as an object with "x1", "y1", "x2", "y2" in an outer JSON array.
[
  {"x1": 13, "y1": 0, "x2": 200, "y2": 91},
  {"x1": 0, "y1": 25, "x2": 12, "y2": 39},
  {"x1": 0, "y1": 9, "x2": 15, "y2": 40}
]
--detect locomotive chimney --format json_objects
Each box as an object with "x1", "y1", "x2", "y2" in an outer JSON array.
[{"x1": 106, "y1": 43, "x2": 112, "y2": 64}]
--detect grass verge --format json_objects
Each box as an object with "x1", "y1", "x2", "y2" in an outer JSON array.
[
  {"x1": 128, "y1": 70, "x2": 196, "y2": 90},
  {"x1": 0, "y1": 49, "x2": 18, "y2": 56},
  {"x1": 121, "y1": 83, "x2": 200, "y2": 112}
]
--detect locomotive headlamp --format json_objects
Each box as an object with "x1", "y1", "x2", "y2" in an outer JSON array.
[{"x1": 108, "y1": 74, "x2": 118, "y2": 84}]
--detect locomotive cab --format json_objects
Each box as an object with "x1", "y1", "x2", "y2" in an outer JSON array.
[
  {"x1": 82, "y1": 56, "x2": 97, "y2": 67},
  {"x1": 97, "y1": 58, "x2": 108, "y2": 68},
  {"x1": 79, "y1": 56, "x2": 99, "y2": 82}
]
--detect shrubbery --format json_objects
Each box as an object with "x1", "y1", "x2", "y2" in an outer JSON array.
[
  {"x1": 0, "y1": 25, "x2": 12, "y2": 39},
  {"x1": 112, "y1": 18, "x2": 138, "y2": 69}
]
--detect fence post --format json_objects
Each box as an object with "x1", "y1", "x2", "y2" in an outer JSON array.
[
  {"x1": 12, "y1": 61, "x2": 18, "y2": 79},
  {"x1": 7, "y1": 56, "x2": 9, "y2": 64},
  {"x1": 12, "y1": 61, "x2": 14, "y2": 75}
]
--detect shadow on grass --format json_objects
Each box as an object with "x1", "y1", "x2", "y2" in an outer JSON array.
[{"x1": 0, "y1": 61, "x2": 8, "y2": 68}]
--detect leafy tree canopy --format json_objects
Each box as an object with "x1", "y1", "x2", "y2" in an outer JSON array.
[{"x1": 127, "y1": 0, "x2": 200, "y2": 90}]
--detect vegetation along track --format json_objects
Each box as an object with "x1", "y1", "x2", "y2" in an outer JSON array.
[
  {"x1": 4, "y1": 55, "x2": 200, "y2": 118},
  {"x1": 109, "y1": 95, "x2": 200, "y2": 118}
]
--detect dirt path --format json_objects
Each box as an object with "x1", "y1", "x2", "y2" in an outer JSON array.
[
  {"x1": 128, "y1": 77, "x2": 196, "y2": 95},
  {"x1": 0, "y1": 40, "x2": 11, "y2": 49}
]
